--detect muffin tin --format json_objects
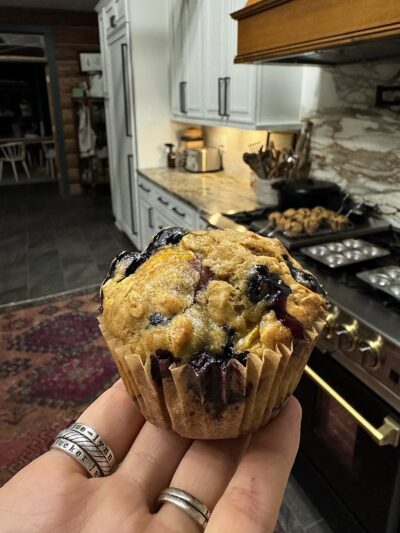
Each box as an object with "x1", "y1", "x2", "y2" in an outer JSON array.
[
  {"x1": 300, "y1": 238, "x2": 390, "y2": 268},
  {"x1": 357, "y1": 266, "x2": 400, "y2": 301}
]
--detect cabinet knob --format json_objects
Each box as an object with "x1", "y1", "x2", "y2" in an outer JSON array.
[
  {"x1": 336, "y1": 319, "x2": 359, "y2": 351},
  {"x1": 359, "y1": 335, "x2": 384, "y2": 369}
]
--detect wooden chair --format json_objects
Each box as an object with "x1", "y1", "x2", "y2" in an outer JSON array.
[
  {"x1": 0, "y1": 142, "x2": 31, "y2": 182},
  {"x1": 41, "y1": 140, "x2": 56, "y2": 178}
]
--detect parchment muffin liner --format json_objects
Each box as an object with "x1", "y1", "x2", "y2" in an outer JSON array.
[{"x1": 98, "y1": 316, "x2": 326, "y2": 439}]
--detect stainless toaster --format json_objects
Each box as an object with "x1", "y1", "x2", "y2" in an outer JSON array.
[{"x1": 185, "y1": 147, "x2": 222, "y2": 173}]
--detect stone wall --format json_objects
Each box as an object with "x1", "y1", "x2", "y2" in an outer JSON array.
[{"x1": 301, "y1": 61, "x2": 400, "y2": 227}]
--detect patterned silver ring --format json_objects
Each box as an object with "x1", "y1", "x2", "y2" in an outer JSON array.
[
  {"x1": 69, "y1": 422, "x2": 115, "y2": 468},
  {"x1": 157, "y1": 487, "x2": 210, "y2": 530},
  {"x1": 57, "y1": 429, "x2": 112, "y2": 476},
  {"x1": 51, "y1": 437, "x2": 103, "y2": 478}
]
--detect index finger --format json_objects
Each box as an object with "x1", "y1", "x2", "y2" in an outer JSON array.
[{"x1": 206, "y1": 397, "x2": 301, "y2": 533}]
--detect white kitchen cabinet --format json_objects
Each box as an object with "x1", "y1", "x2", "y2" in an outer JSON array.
[
  {"x1": 98, "y1": 0, "x2": 174, "y2": 249},
  {"x1": 101, "y1": 18, "x2": 140, "y2": 246},
  {"x1": 169, "y1": 0, "x2": 204, "y2": 119},
  {"x1": 153, "y1": 210, "x2": 180, "y2": 233},
  {"x1": 203, "y1": 0, "x2": 226, "y2": 120},
  {"x1": 184, "y1": 1, "x2": 204, "y2": 118},
  {"x1": 139, "y1": 195, "x2": 156, "y2": 247},
  {"x1": 204, "y1": 0, "x2": 256, "y2": 125},
  {"x1": 224, "y1": 0, "x2": 257, "y2": 125},
  {"x1": 169, "y1": 0, "x2": 186, "y2": 116},
  {"x1": 170, "y1": 0, "x2": 304, "y2": 130},
  {"x1": 138, "y1": 173, "x2": 202, "y2": 249},
  {"x1": 103, "y1": 0, "x2": 128, "y2": 36},
  {"x1": 138, "y1": 176, "x2": 156, "y2": 246}
]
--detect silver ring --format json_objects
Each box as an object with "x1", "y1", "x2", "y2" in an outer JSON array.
[
  {"x1": 51, "y1": 437, "x2": 103, "y2": 478},
  {"x1": 69, "y1": 422, "x2": 115, "y2": 468},
  {"x1": 57, "y1": 429, "x2": 112, "y2": 476},
  {"x1": 157, "y1": 488, "x2": 210, "y2": 530}
]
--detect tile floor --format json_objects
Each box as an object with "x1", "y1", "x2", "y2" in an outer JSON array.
[
  {"x1": 0, "y1": 182, "x2": 133, "y2": 305},
  {"x1": 0, "y1": 165, "x2": 56, "y2": 186},
  {"x1": 278, "y1": 477, "x2": 333, "y2": 532}
]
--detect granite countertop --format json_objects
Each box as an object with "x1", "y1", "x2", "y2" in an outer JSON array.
[{"x1": 138, "y1": 167, "x2": 262, "y2": 216}]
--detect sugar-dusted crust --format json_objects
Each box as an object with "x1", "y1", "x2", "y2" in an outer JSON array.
[
  {"x1": 99, "y1": 228, "x2": 328, "y2": 437},
  {"x1": 102, "y1": 229, "x2": 327, "y2": 360}
]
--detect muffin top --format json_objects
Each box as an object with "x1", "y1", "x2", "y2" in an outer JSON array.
[{"x1": 100, "y1": 228, "x2": 327, "y2": 369}]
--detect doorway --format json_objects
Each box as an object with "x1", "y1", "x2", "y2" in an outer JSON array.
[{"x1": 0, "y1": 26, "x2": 68, "y2": 194}]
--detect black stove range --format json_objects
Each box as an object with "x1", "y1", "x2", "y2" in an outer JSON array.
[{"x1": 217, "y1": 209, "x2": 400, "y2": 533}]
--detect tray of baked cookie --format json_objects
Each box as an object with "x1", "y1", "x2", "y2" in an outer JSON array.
[
  {"x1": 248, "y1": 207, "x2": 390, "y2": 249},
  {"x1": 300, "y1": 239, "x2": 390, "y2": 268},
  {"x1": 357, "y1": 266, "x2": 400, "y2": 301}
]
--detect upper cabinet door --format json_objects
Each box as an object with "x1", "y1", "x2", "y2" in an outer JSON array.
[
  {"x1": 169, "y1": 0, "x2": 186, "y2": 117},
  {"x1": 184, "y1": 0, "x2": 204, "y2": 118},
  {"x1": 223, "y1": 0, "x2": 257, "y2": 125},
  {"x1": 203, "y1": 0, "x2": 226, "y2": 121},
  {"x1": 168, "y1": 0, "x2": 303, "y2": 130},
  {"x1": 169, "y1": 0, "x2": 203, "y2": 118}
]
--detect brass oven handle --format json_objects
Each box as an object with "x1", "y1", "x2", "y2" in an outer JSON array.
[{"x1": 304, "y1": 365, "x2": 400, "y2": 447}]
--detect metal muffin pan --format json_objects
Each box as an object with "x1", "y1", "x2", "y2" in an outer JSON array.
[
  {"x1": 300, "y1": 238, "x2": 390, "y2": 268},
  {"x1": 357, "y1": 266, "x2": 400, "y2": 301}
]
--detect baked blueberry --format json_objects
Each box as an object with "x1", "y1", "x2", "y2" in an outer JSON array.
[
  {"x1": 148, "y1": 312, "x2": 171, "y2": 327},
  {"x1": 146, "y1": 227, "x2": 187, "y2": 255},
  {"x1": 283, "y1": 255, "x2": 326, "y2": 296}
]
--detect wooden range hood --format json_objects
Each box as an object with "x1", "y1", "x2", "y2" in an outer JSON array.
[{"x1": 231, "y1": 0, "x2": 400, "y2": 64}]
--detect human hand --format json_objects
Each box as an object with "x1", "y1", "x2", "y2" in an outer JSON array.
[{"x1": 0, "y1": 379, "x2": 301, "y2": 533}]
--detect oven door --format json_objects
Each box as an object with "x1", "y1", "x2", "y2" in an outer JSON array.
[{"x1": 296, "y1": 349, "x2": 400, "y2": 533}]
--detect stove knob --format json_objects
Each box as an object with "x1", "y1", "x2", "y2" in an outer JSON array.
[
  {"x1": 336, "y1": 319, "x2": 359, "y2": 351},
  {"x1": 325, "y1": 306, "x2": 340, "y2": 340},
  {"x1": 359, "y1": 335, "x2": 383, "y2": 369}
]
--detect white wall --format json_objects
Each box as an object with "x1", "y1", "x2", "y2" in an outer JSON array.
[{"x1": 129, "y1": 0, "x2": 174, "y2": 168}]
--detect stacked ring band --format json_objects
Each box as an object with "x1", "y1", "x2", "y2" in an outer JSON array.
[
  {"x1": 50, "y1": 422, "x2": 115, "y2": 478},
  {"x1": 157, "y1": 487, "x2": 211, "y2": 530},
  {"x1": 57, "y1": 429, "x2": 112, "y2": 475},
  {"x1": 69, "y1": 422, "x2": 115, "y2": 467},
  {"x1": 51, "y1": 437, "x2": 103, "y2": 478}
]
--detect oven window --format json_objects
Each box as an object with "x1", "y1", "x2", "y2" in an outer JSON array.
[{"x1": 313, "y1": 389, "x2": 358, "y2": 470}]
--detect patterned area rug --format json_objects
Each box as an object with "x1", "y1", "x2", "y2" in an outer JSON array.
[{"x1": 0, "y1": 288, "x2": 118, "y2": 486}]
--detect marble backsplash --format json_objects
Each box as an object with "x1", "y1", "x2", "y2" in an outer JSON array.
[{"x1": 301, "y1": 61, "x2": 400, "y2": 227}]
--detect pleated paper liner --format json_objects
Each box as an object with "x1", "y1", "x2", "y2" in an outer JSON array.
[{"x1": 98, "y1": 316, "x2": 326, "y2": 439}]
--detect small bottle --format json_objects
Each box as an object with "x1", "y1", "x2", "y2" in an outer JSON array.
[{"x1": 165, "y1": 143, "x2": 176, "y2": 168}]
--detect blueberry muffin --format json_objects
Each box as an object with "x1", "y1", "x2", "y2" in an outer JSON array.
[{"x1": 98, "y1": 228, "x2": 328, "y2": 439}]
